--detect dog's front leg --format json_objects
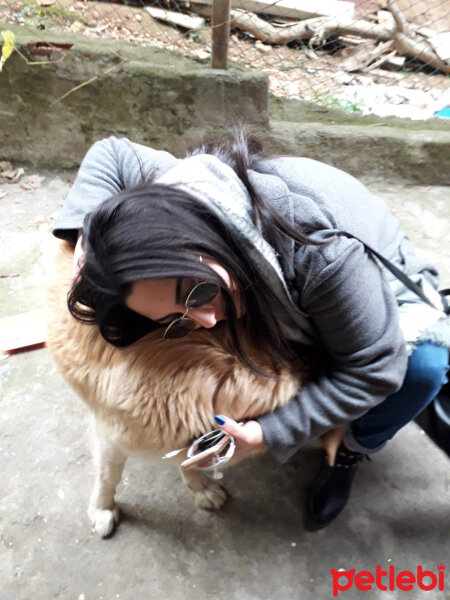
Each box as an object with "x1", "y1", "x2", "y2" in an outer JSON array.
[
  {"x1": 88, "y1": 423, "x2": 127, "y2": 537},
  {"x1": 180, "y1": 468, "x2": 228, "y2": 510}
]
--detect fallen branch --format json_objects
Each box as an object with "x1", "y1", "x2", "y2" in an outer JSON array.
[
  {"x1": 194, "y1": 2, "x2": 395, "y2": 44},
  {"x1": 364, "y1": 48, "x2": 398, "y2": 72},
  {"x1": 228, "y1": 9, "x2": 322, "y2": 44},
  {"x1": 387, "y1": 0, "x2": 450, "y2": 74},
  {"x1": 226, "y1": 3, "x2": 450, "y2": 73},
  {"x1": 394, "y1": 33, "x2": 450, "y2": 73},
  {"x1": 315, "y1": 18, "x2": 397, "y2": 43},
  {"x1": 387, "y1": 0, "x2": 409, "y2": 35},
  {"x1": 226, "y1": 9, "x2": 396, "y2": 45},
  {"x1": 144, "y1": 6, "x2": 204, "y2": 30},
  {"x1": 340, "y1": 39, "x2": 395, "y2": 72}
]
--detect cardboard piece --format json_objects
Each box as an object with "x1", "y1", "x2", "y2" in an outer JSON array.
[{"x1": 0, "y1": 309, "x2": 47, "y2": 355}]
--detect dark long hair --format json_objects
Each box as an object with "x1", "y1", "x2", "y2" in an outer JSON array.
[{"x1": 68, "y1": 132, "x2": 321, "y2": 374}]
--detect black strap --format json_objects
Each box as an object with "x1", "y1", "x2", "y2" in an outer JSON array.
[
  {"x1": 339, "y1": 231, "x2": 438, "y2": 310},
  {"x1": 440, "y1": 289, "x2": 450, "y2": 315}
]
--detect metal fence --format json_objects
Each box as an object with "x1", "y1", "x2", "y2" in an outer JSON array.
[{"x1": 1, "y1": 0, "x2": 449, "y2": 119}]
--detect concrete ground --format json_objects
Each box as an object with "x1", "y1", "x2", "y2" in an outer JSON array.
[{"x1": 0, "y1": 171, "x2": 449, "y2": 600}]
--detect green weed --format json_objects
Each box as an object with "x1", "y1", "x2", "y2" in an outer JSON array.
[
  {"x1": 312, "y1": 88, "x2": 365, "y2": 114},
  {"x1": 188, "y1": 27, "x2": 206, "y2": 44},
  {"x1": 21, "y1": 1, "x2": 89, "y2": 26}
]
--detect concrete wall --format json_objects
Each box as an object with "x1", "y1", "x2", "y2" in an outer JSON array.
[
  {"x1": 1, "y1": 23, "x2": 449, "y2": 183},
  {"x1": 0, "y1": 25, "x2": 268, "y2": 167}
]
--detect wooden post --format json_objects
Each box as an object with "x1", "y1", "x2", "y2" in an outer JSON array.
[{"x1": 212, "y1": 0, "x2": 231, "y2": 69}]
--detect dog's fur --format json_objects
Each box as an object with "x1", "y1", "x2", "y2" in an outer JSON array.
[{"x1": 46, "y1": 240, "x2": 309, "y2": 536}]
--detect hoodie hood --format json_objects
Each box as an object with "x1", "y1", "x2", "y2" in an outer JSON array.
[{"x1": 156, "y1": 153, "x2": 315, "y2": 344}]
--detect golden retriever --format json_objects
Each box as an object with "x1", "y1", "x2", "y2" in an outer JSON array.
[{"x1": 46, "y1": 239, "x2": 338, "y2": 537}]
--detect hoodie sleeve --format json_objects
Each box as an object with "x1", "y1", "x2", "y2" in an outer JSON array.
[
  {"x1": 257, "y1": 235, "x2": 408, "y2": 463},
  {"x1": 52, "y1": 137, "x2": 178, "y2": 242}
]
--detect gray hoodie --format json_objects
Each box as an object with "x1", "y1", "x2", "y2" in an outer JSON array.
[{"x1": 53, "y1": 137, "x2": 449, "y2": 463}]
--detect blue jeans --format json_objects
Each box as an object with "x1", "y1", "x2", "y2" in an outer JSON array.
[{"x1": 346, "y1": 342, "x2": 449, "y2": 453}]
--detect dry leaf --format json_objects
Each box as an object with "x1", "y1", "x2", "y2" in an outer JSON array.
[
  {"x1": 4, "y1": 167, "x2": 25, "y2": 183},
  {"x1": 69, "y1": 21, "x2": 84, "y2": 33},
  {"x1": 0, "y1": 271, "x2": 19, "y2": 278},
  {"x1": 27, "y1": 42, "x2": 73, "y2": 57},
  {"x1": 0, "y1": 160, "x2": 12, "y2": 172},
  {"x1": 0, "y1": 30, "x2": 15, "y2": 72},
  {"x1": 21, "y1": 175, "x2": 44, "y2": 191},
  {"x1": 37, "y1": 0, "x2": 56, "y2": 5}
]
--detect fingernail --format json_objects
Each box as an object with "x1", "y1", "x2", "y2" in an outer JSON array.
[{"x1": 214, "y1": 415, "x2": 226, "y2": 425}]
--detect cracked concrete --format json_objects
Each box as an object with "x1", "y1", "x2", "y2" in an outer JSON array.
[{"x1": 0, "y1": 172, "x2": 449, "y2": 600}]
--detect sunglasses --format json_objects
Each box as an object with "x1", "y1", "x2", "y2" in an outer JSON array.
[{"x1": 164, "y1": 281, "x2": 220, "y2": 340}]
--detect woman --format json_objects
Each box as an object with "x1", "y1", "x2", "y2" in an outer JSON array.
[{"x1": 53, "y1": 133, "x2": 450, "y2": 528}]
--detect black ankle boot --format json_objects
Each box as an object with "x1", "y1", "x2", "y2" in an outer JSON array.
[{"x1": 306, "y1": 443, "x2": 364, "y2": 529}]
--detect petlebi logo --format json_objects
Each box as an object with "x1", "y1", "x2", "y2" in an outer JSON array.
[{"x1": 330, "y1": 564, "x2": 446, "y2": 597}]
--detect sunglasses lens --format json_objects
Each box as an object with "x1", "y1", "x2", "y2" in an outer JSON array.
[
  {"x1": 164, "y1": 318, "x2": 196, "y2": 339},
  {"x1": 186, "y1": 282, "x2": 220, "y2": 309}
]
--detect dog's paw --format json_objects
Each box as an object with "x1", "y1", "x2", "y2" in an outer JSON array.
[
  {"x1": 193, "y1": 481, "x2": 228, "y2": 510},
  {"x1": 88, "y1": 505, "x2": 120, "y2": 537}
]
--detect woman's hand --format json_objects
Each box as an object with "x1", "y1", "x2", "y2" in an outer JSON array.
[
  {"x1": 72, "y1": 231, "x2": 85, "y2": 280},
  {"x1": 214, "y1": 415, "x2": 267, "y2": 459}
]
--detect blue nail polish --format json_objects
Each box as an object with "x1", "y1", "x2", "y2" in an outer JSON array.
[{"x1": 214, "y1": 415, "x2": 226, "y2": 425}]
